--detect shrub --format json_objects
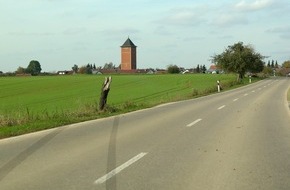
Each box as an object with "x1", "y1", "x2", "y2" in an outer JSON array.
[{"x1": 167, "y1": 65, "x2": 180, "y2": 74}]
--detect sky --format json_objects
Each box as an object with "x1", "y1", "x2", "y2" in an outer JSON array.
[{"x1": 0, "y1": 0, "x2": 290, "y2": 73}]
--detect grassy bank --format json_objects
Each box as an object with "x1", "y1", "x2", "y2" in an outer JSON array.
[{"x1": 0, "y1": 74, "x2": 256, "y2": 138}]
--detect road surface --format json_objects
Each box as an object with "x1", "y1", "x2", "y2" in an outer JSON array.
[{"x1": 1, "y1": 77, "x2": 290, "y2": 190}]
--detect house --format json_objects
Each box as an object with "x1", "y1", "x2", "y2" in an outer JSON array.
[{"x1": 207, "y1": 64, "x2": 222, "y2": 74}]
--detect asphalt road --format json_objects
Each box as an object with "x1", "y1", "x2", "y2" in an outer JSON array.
[{"x1": 1, "y1": 77, "x2": 290, "y2": 190}]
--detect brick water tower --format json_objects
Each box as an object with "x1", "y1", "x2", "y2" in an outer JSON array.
[{"x1": 120, "y1": 37, "x2": 137, "y2": 70}]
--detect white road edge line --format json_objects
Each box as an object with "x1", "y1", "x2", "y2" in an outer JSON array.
[
  {"x1": 233, "y1": 98, "x2": 239, "y2": 102},
  {"x1": 94, "y1": 152, "x2": 148, "y2": 185},
  {"x1": 218, "y1": 105, "x2": 226, "y2": 110},
  {"x1": 187, "y1": 118, "x2": 202, "y2": 127},
  {"x1": 244, "y1": 93, "x2": 248, "y2": 96}
]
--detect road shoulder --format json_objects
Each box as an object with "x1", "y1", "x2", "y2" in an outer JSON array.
[{"x1": 288, "y1": 87, "x2": 290, "y2": 109}]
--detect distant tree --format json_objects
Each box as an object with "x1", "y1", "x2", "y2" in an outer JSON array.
[
  {"x1": 275, "y1": 61, "x2": 279, "y2": 68},
  {"x1": 78, "y1": 66, "x2": 86, "y2": 74},
  {"x1": 72, "y1": 64, "x2": 79, "y2": 73},
  {"x1": 196, "y1": 64, "x2": 200, "y2": 73},
  {"x1": 211, "y1": 42, "x2": 265, "y2": 81},
  {"x1": 202, "y1": 65, "x2": 207, "y2": 73},
  {"x1": 26, "y1": 60, "x2": 42, "y2": 75},
  {"x1": 93, "y1": 64, "x2": 96, "y2": 70},
  {"x1": 282, "y1": 60, "x2": 290, "y2": 68},
  {"x1": 15, "y1": 66, "x2": 26, "y2": 74},
  {"x1": 262, "y1": 66, "x2": 273, "y2": 75},
  {"x1": 86, "y1": 64, "x2": 92, "y2": 74},
  {"x1": 103, "y1": 62, "x2": 115, "y2": 69},
  {"x1": 271, "y1": 60, "x2": 275, "y2": 68},
  {"x1": 167, "y1": 64, "x2": 180, "y2": 74},
  {"x1": 277, "y1": 60, "x2": 290, "y2": 76}
]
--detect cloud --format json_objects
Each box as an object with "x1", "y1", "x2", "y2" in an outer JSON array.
[
  {"x1": 219, "y1": 35, "x2": 234, "y2": 39},
  {"x1": 266, "y1": 26, "x2": 290, "y2": 33},
  {"x1": 213, "y1": 14, "x2": 248, "y2": 27},
  {"x1": 63, "y1": 27, "x2": 87, "y2": 35},
  {"x1": 7, "y1": 32, "x2": 55, "y2": 36},
  {"x1": 158, "y1": 6, "x2": 207, "y2": 27},
  {"x1": 266, "y1": 26, "x2": 290, "y2": 38},
  {"x1": 182, "y1": 36, "x2": 205, "y2": 42},
  {"x1": 154, "y1": 26, "x2": 173, "y2": 36},
  {"x1": 101, "y1": 28, "x2": 140, "y2": 36},
  {"x1": 235, "y1": 0, "x2": 274, "y2": 12}
]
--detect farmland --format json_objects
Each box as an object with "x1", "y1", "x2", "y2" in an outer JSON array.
[{"x1": 0, "y1": 74, "x2": 245, "y2": 138}]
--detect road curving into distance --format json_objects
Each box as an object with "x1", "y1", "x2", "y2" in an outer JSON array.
[{"x1": 1, "y1": 77, "x2": 290, "y2": 190}]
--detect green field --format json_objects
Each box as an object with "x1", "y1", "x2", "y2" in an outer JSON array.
[{"x1": 0, "y1": 74, "x2": 242, "y2": 138}]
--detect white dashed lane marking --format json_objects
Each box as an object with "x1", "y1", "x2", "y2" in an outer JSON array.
[
  {"x1": 186, "y1": 119, "x2": 202, "y2": 127},
  {"x1": 94, "y1": 152, "x2": 148, "y2": 185}
]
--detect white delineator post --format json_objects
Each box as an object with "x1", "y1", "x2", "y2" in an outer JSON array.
[
  {"x1": 217, "y1": 80, "x2": 220, "y2": 92},
  {"x1": 249, "y1": 75, "x2": 252, "y2": 83}
]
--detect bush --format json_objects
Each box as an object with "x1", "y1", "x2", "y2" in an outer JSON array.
[{"x1": 167, "y1": 65, "x2": 180, "y2": 74}]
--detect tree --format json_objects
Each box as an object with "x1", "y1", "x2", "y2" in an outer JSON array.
[
  {"x1": 72, "y1": 64, "x2": 79, "y2": 73},
  {"x1": 16, "y1": 67, "x2": 26, "y2": 74},
  {"x1": 275, "y1": 61, "x2": 279, "y2": 68},
  {"x1": 86, "y1": 64, "x2": 92, "y2": 74},
  {"x1": 78, "y1": 66, "x2": 86, "y2": 74},
  {"x1": 26, "y1": 60, "x2": 42, "y2": 75},
  {"x1": 202, "y1": 65, "x2": 207, "y2": 73},
  {"x1": 282, "y1": 60, "x2": 290, "y2": 68},
  {"x1": 103, "y1": 62, "x2": 115, "y2": 69},
  {"x1": 167, "y1": 65, "x2": 180, "y2": 74},
  {"x1": 196, "y1": 64, "x2": 200, "y2": 73},
  {"x1": 262, "y1": 66, "x2": 273, "y2": 75},
  {"x1": 277, "y1": 60, "x2": 290, "y2": 76},
  {"x1": 211, "y1": 42, "x2": 265, "y2": 81},
  {"x1": 271, "y1": 60, "x2": 275, "y2": 68}
]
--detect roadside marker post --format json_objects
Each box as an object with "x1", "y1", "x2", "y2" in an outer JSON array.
[{"x1": 217, "y1": 80, "x2": 220, "y2": 92}]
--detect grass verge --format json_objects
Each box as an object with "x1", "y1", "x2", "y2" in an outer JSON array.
[{"x1": 0, "y1": 74, "x2": 260, "y2": 139}]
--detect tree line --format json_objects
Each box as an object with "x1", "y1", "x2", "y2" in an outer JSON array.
[
  {"x1": 3, "y1": 41, "x2": 290, "y2": 77},
  {"x1": 167, "y1": 64, "x2": 207, "y2": 74},
  {"x1": 72, "y1": 62, "x2": 119, "y2": 74}
]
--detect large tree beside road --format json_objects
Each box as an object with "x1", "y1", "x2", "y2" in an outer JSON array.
[{"x1": 211, "y1": 42, "x2": 265, "y2": 81}]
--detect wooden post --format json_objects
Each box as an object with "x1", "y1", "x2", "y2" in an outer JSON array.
[{"x1": 99, "y1": 76, "x2": 112, "y2": 110}]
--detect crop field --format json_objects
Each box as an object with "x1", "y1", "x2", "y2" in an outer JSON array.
[{"x1": 0, "y1": 74, "x2": 240, "y2": 138}]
